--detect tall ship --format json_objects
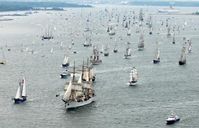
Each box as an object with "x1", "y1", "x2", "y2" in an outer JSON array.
[
  {"x1": 62, "y1": 63, "x2": 95, "y2": 109},
  {"x1": 128, "y1": 67, "x2": 138, "y2": 86},
  {"x1": 90, "y1": 46, "x2": 102, "y2": 65},
  {"x1": 124, "y1": 43, "x2": 131, "y2": 59},
  {"x1": 13, "y1": 77, "x2": 27, "y2": 104},
  {"x1": 138, "y1": 33, "x2": 144, "y2": 51},
  {"x1": 179, "y1": 44, "x2": 186, "y2": 65}
]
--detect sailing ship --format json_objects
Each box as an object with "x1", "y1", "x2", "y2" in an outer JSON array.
[
  {"x1": 62, "y1": 56, "x2": 70, "y2": 68},
  {"x1": 124, "y1": 43, "x2": 131, "y2": 59},
  {"x1": 179, "y1": 45, "x2": 186, "y2": 65},
  {"x1": 41, "y1": 26, "x2": 53, "y2": 40},
  {"x1": 60, "y1": 69, "x2": 70, "y2": 79},
  {"x1": 128, "y1": 67, "x2": 138, "y2": 86},
  {"x1": 153, "y1": 41, "x2": 160, "y2": 64},
  {"x1": 83, "y1": 37, "x2": 92, "y2": 47},
  {"x1": 13, "y1": 77, "x2": 27, "y2": 104},
  {"x1": 113, "y1": 43, "x2": 118, "y2": 53},
  {"x1": 0, "y1": 48, "x2": 6, "y2": 65},
  {"x1": 62, "y1": 63, "x2": 95, "y2": 109},
  {"x1": 90, "y1": 46, "x2": 102, "y2": 65},
  {"x1": 127, "y1": 28, "x2": 131, "y2": 36},
  {"x1": 138, "y1": 33, "x2": 144, "y2": 51},
  {"x1": 104, "y1": 45, "x2": 109, "y2": 56},
  {"x1": 109, "y1": 26, "x2": 116, "y2": 36}
]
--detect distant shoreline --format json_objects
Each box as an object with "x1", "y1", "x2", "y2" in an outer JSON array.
[{"x1": 0, "y1": 1, "x2": 92, "y2": 12}]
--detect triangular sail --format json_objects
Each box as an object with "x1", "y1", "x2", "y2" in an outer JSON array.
[
  {"x1": 21, "y1": 77, "x2": 26, "y2": 97},
  {"x1": 63, "y1": 56, "x2": 69, "y2": 65},
  {"x1": 63, "y1": 81, "x2": 72, "y2": 101},
  {"x1": 15, "y1": 86, "x2": 22, "y2": 99}
]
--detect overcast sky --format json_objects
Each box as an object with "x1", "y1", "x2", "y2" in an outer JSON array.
[{"x1": 1, "y1": 0, "x2": 199, "y2": 3}]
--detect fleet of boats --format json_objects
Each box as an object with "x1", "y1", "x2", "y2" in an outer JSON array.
[{"x1": 2, "y1": 5, "x2": 196, "y2": 125}]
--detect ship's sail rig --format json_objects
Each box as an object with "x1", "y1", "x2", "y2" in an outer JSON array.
[
  {"x1": 14, "y1": 77, "x2": 27, "y2": 104},
  {"x1": 62, "y1": 56, "x2": 69, "y2": 68},
  {"x1": 90, "y1": 46, "x2": 102, "y2": 65},
  {"x1": 138, "y1": 33, "x2": 144, "y2": 51},
  {"x1": 124, "y1": 42, "x2": 131, "y2": 59},
  {"x1": 62, "y1": 62, "x2": 95, "y2": 109},
  {"x1": 128, "y1": 67, "x2": 138, "y2": 86},
  {"x1": 179, "y1": 44, "x2": 186, "y2": 65},
  {"x1": 153, "y1": 41, "x2": 160, "y2": 64}
]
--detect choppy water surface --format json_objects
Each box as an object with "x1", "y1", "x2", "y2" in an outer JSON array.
[{"x1": 0, "y1": 6, "x2": 199, "y2": 128}]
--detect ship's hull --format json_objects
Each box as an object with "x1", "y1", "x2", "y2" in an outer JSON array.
[
  {"x1": 65, "y1": 96, "x2": 95, "y2": 109},
  {"x1": 14, "y1": 97, "x2": 26, "y2": 104},
  {"x1": 42, "y1": 36, "x2": 53, "y2": 40},
  {"x1": 166, "y1": 118, "x2": 180, "y2": 125},
  {"x1": 179, "y1": 61, "x2": 186, "y2": 65},
  {"x1": 62, "y1": 63, "x2": 69, "y2": 68},
  {"x1": 153, "y1": 59, "x2": 160, "y2": 64},
  {"x1": 104, "y1": 53, "x2": 109, "y2": 56},
  {"x1": 60, "y1": 73, "x2": 68, "y2": 79},
  {"x1": 128, "y1": 81, "x2": 137, "y2": 86},
  {"x1": 113, "y1": 49, "x2": 118, "y2": 53}
]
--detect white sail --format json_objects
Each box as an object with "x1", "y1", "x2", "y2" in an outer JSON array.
[
  {"x1": 78, "y1": 74, "x2": 82, "y2": 84},
  {"x1": 130, "y1": 68, "x2": 138, "y2": 82},
  {"x1": 50, "y1": 48, "x2": 53, "y2": 53},
  {"x1": 127, "y1": 48, "x2": 131, "y2": 56},
  {"x1": 63, "y1": 81, "x2": 72, "y2": 101},
  {"x1": 180, "y1": 46, "x2": 186, "y2": 62},
  {"x1": 15, "y1": 86, "x2": 22, "y2": 99},
  {"x1": 21, "y1": 77, "x2": 26, "y2": 97},
  {"x1": 63, "y1": 56, "x2": 69, "y2": 65}
]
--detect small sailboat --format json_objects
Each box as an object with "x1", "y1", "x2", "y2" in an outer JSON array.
[
  {"x1": 166, "y1": 113, "x2": 180, "y2": 125},
  {"x1": 109, "y1": 26, "x2": 116, "y2": 36},
  {"x1": 153, "y1": 41, "x2": 160, "y2": 64},
  {"x1": 83, "y1": 37, "x2": 92, "y2": 47},
  {"x1": 138, "y1": 33, "x2": 144, "y2": 51},
  {"x1": 127, "y1": 28, "x2": 131, "y2": 36},
  {"x1": 42, "y1": 26, "x2": 53, "y2": 40},
  {"x1": 13, "y1": 77, "x2": 27, "y2": 104},
  {"x1": 113, "y1": 43, "x2": 118, "y2": 53},
  {"x1": 62, "y1": 56, "x2": 69, "y2": 68},
  {"x1": 128, "y1": 67, "x2": 138, "y2": 86},
  {"x1": 179, "y1": 45, "x2": 186, "y2": 65},
  {"x1": 104, "y1": 45, "x2": 109, "y2": 56},
  {"x1": 60, "y1": 69, "x2": 70, "y2": 79}
]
